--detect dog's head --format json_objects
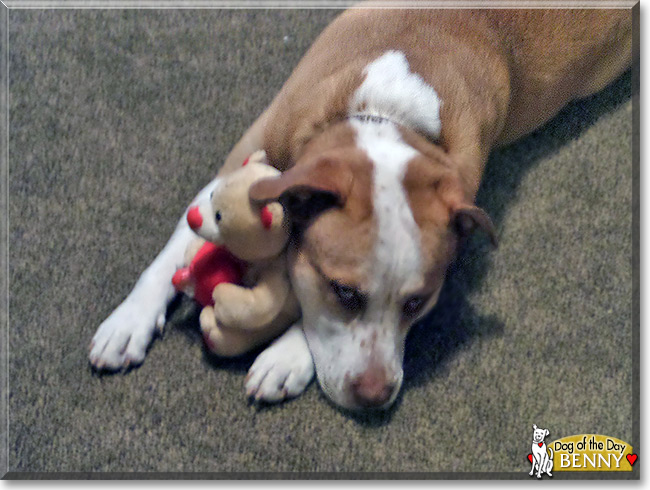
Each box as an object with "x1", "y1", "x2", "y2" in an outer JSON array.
[
  {"x1": 532, "y1": 424, "x2": 550, "y2": 444},
  {"x1": 251, "y1": 120, "x2": 496, "y2": 411}
]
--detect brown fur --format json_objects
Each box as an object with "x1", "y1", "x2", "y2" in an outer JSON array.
[
  {"x1": 204, "y1": 6, "x2": 634, "y2": 409},
  {"x1": 261, "y1": 8, "x2": 631, "y2": 191},
  {"x1": 217, "y1": 7, "x2": 632, "y2": 329},
  {"x1": 218, "y1": 9, "x2": 632, "y2": 176},
  {"x1": 252, "y1": 123, "x2": 378, "y2": 291}
]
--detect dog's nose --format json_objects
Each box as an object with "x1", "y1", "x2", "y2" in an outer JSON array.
[
  {"x1": 187, "y1": 206, "x2": 203, "y2": 230},
  {"x1": 350, "y1": 368, "x2": 396, "y2": 408}
]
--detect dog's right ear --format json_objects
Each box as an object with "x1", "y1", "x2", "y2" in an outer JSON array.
[
  {"x1": 452, "y1": 204, "x2": 498, "y2": 248},
  {"x1": 532, "y1": 424, "x2": 538, "y2": 430},
  {"x1": 249, "y1": 157, "x2": 353, "y2": 224},
  {"x1": 435, "y1": 170, "x2": 498, "y2": 249}
]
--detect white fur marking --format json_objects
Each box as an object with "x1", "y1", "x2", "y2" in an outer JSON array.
[
  {"x1": 350, "y1": 50, "x2": 442, "y2": 140},
  {"x1": 245, "y1": 324, "x2": 314, "y2": 401},
  {"x1": 350, "y1": 119, "x2": 423, "y2": 299},
  {"x1": 296, "y1": 119, "x2": 425, "y2": 409}
]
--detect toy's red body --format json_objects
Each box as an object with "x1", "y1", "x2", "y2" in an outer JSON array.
[{"x1": 172, "y1": 242, "x2": 246, "y2": 306}]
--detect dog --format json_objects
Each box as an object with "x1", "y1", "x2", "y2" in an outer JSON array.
[
  {"x1": 529, "y1": 424, "x2": 554, "y2": 478},
  {"x1": 89, "y1": 6, "x2": 633, "y2": 411}
]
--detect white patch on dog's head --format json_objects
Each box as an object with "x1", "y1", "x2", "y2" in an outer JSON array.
[
  {"x1": 295, "y1": 119, "x2": 431, "y2": 410},
  {"x1": 352, "y1": 119, "x2": 423, "y2": 299},
  {"x1": 350, "y1": 50, "x2": 442, "y2": 141},
  {"x1": 289, "y1": 50, "x2": 447, "y2": 411}
]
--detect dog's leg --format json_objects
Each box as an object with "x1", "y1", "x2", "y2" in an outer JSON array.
[
  {"x1": 536, "y1": 454, "x2": 544, "y2": 479},
  {"x1": 530, "y1": 453, "x2": 543, "y2": 477},
  {"x1": 245, "y1": 323, "x2": 315, "y2": 402},
  {"x1": 89, "y1": 179, "x2": 218, "y2": 370},
  {"x1": 546, "y1": 456, "x2": 553, "y2": 477},
  {"x1": 89, "y1": 110, "x2": 271, "y2": 371}
]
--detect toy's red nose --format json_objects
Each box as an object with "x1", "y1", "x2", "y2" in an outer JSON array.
[{"x1": 187, "y1": 206, "x2": 203, "y2": 230}]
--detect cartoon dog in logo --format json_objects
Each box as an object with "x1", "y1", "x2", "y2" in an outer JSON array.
[{"x1": 529, "y1": 424, "x2": 554, "y2": 478}]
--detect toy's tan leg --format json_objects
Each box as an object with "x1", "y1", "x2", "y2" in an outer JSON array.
[
  {"x1": 211, "y1": 261, "x2": 291, "y2": 330},
  {"x1": 199, "y1": 306, "x2": 285, "y2": 358}
]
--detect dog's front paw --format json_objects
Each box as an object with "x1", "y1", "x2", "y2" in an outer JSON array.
[
  {"x1": 89, "y1": 298, "x2": 164, "y2": 371},
  {"x1": 245, "y1": 324, "x2": 314, "y2": 402}
]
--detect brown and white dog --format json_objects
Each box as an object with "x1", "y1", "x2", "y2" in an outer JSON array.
[{"x1": 89, "y1": 7, "x2": 633, "y2": 411}]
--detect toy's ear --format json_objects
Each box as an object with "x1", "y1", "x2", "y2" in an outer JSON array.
[
  {"x1": 249, "y1": 157, "x2": 353, "y2": 224},
  {"x1": 451, "y1": 204, "x2": 498, "y2": 248},
  {"x1": 242, "y1": 150, "x2": 268, "y2": 167},
  {"x1": 259, "y1": 204, "x2": 275, "y2": 230}
]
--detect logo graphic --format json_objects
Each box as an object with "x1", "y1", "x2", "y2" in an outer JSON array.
[
  {"x1": 528, "y1": 424, "x2": 554, "y2": 479},
  {"x1": 526, "y1": 428, "x2": 637, "y2": 474}
]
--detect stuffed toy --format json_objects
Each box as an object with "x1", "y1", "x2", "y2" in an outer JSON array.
[{"x1": 172, "y1": 151, "x2": 299, "y2": 357}]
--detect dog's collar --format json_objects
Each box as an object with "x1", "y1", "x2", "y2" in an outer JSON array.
[
  {"x1": 347, "y1": 113, "x2": 394, "y2": 125},
  {"x1": 300, "y1": 112, "x2": 399, "y2": 152},
  {"x1": 299, "y1": 111, "x2": 439, "y2": 160},
  {"x1": 318, "y1": 111, "x2": 425, "y2": 138}
]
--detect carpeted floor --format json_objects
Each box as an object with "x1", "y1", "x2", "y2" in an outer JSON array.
[{"x1": 6, "y1": 8, "x2": 637, "y2": 476}]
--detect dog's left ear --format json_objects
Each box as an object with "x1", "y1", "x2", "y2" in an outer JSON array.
[
  {"x1": 249, "y1": 157, "x2": 353, "y2": 224},
  {"x1": 545, "y1": 429, "x2": 549, "y2": 437},
  {"x1": 451, "y1": 204, "x2": 498, "y2": 248}
]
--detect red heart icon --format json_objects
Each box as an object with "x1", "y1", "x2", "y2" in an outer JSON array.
[
  {"x1": 538, "y1": 443, "x2": 543, "y2": 447},
  {"x1": 528, "y1": 454, "x2": 533, "y2": 463},
  {"x1": 626, "y1": 454, "x2": 637, "y2": 466}
]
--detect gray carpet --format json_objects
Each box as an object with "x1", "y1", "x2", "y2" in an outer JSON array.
[{"x1": 6, "y1": 8, "x2": 637, "y2": 476}]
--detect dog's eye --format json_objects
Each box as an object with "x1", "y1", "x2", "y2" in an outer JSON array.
[
  {"x1": 215, "y1": 211, "x2": 222, "y2": 222},
  {"x1": 330, "y1": 281, "x2": 366, "y2": 312},
  {"x1": 403, "y1": 295, "x2": 426, "y2": 318}
]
